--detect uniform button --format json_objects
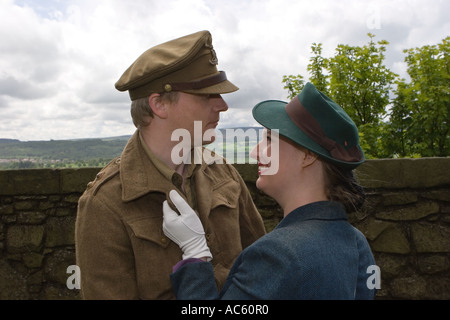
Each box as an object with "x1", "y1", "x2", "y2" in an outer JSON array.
[
  {"x1": 86, "y1": 181, "x2": 94, "y2": 189},
  {"x1": 161, "y1": 237, "x2": 167, "y2": 244},
  {"x1": 96, "y1": 171, "x2": 104, "y2": 179},
  {"x1": 115, "y1": 158, "x2": 121, "y2": 164}
]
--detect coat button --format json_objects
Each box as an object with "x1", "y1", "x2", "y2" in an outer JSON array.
[
  {"x1": 161, "y1": 237, "x2": 167, "y2": 244},
  {"x1": 96, "y1": 171, "x2": 104, "y2": 179}
]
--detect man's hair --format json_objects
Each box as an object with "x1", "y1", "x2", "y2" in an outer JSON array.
[
  {"x1": 322, "y1": 161, "x2": 366, "y2": 213},
  {"x1": 130, "y1": 92, "x2": 180, "y2": 129}
]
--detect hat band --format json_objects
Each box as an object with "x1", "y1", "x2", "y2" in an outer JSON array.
[
  {"x1": 285, "y1": 97, "x2": 362, "y2": 163},
  {"x1": 163, "y1": 71, "x2": 227, "y2": 92}
]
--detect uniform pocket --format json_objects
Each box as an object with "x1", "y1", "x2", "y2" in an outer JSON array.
[
  {"x1": 126, "y1": 217, "x2": 170, "y2": 249},
  {"x1": 211, "y1": 180, "x2": 241, "y2": 210}
]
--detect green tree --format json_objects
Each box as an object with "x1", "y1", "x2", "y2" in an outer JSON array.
[
  {"x1": 283, "y1": 34, "x2": 397, "y2": 158},
  {"x1": 307, "y1": 43, "x2": 329, "y2": 93},
  {"x1": 392, "y1": 37, "x2": 450, "y2": 156},
  {"x1": 385, "y1": 80, "x2": 417, "y2": 157},
  {"x1": 282, "y1": 74, "x2": 304, "y2": 100}
]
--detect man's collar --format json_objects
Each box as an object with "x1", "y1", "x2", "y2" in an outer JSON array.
[{"x1": 120, "y1": 130, "x2": 214, "y2": 202}]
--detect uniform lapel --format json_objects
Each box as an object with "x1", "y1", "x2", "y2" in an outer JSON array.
[{"x1": 120, "y1": 131, "x2": 174, "y2": 202}]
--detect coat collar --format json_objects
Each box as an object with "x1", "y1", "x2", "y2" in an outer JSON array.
[
  {"x1": 119, "y1": 130, "x2": 217, "y2": 202},
  {"x1": 276, "y1": 201, "x2": 348, "y2": 228}
]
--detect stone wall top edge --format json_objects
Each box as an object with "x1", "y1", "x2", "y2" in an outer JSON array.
[
  {"x1": 0, "y1": 167, "x2": 101, "y2": 195},
  {"x1": 355, "y1": 157, "x2": 450, "y2": 189},
  {"x1": 1, "y1": 158, "x2": 449, "y2": 195}
]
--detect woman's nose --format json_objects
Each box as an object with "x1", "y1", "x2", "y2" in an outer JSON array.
[{"x1": 250, "y1": 143, "x2": 260, "y2": 161}]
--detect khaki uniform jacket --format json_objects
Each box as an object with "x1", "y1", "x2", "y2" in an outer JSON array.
[{"x1": 75, "y1": 131, "x2": 266, "y2": 299}]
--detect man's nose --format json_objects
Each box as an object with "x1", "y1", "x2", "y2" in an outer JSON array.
[{"x1": 212, "y1": 95, "x2": 229, "y2": 112}]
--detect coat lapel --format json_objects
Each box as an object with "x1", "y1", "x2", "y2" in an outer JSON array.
[{"x1": 120, "y1": 131, "x2": 174, "y2": 202}]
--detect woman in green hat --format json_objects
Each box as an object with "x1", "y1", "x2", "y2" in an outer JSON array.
[{"x1": 162, "y1": 82, "x2": 377, "y2": 299}]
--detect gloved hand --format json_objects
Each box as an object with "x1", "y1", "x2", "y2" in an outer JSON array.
[{"x1": 163, "y1": 190, "x2": 212, "y2": 261}]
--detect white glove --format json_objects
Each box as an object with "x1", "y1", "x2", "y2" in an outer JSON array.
[{"x1": 163, "y1": 190, "x2": 212, "y2": 261}]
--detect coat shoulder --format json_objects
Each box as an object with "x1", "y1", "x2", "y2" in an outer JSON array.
[{"x1": 82, "y1": 157, "x2": 121, "y2": 197}]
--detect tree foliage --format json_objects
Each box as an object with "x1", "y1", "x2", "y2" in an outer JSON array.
[
  {"x1": 389, "y1": 37, "x2": 450, "y2": 157},
  {"x1": 282, "y1": 34, "x2": 449, "y2": 158}
]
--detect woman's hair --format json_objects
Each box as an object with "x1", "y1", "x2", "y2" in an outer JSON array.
[
  {"x1": 322, "y1": 160, "x2": 366, "y2": 213},
  {"x1": 130, "y1": 92, "x2": 179, "y2": 129}
]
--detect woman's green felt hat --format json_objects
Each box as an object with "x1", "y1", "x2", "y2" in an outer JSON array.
[{"x1": 252, "y1": 82, "x2": 365, "y2": 169}]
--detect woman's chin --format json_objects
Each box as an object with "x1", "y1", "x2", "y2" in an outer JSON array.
[{"x1": 255, "y1": 178, "x2": 267, "y2": 195}]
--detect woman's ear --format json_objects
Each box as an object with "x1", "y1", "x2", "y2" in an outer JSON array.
[
  {"x1": 148, "y1": 93, "x2": 168, "y2": 119},
  {"x1": 302, "y1": 149, "x2": 319, "y2": 168}
]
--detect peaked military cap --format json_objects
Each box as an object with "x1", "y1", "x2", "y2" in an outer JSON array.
[
  {"x1": 115, "y1": 30, "x2": 238, "y2": 100},
  {"x1": 252, "y1": 82, "x2": 365, "y2": 169}
]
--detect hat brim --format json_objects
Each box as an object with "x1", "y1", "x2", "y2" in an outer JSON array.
[
  {"x1": 181, "y1": 79, "x2": 239, "y2": 95},
  {"x1": 252, "y1": 100, "x2": 365, "y2": 169}
]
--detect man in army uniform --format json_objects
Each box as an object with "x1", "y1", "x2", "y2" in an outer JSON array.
[{"x1": 75, "y1": 30, "x2": 266, "y2": 299}]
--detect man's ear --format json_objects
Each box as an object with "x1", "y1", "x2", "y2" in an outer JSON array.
[{"x1": 148, "y1": 93, "x2": 168, "y2": 119}]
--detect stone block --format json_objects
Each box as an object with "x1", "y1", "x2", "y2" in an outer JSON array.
[
  {"x1": 356, "y1": 158, "x2": 450, "y2": 189},
  {"x1": 376, "y1": 201, "x2": 440, "y2": 221},
  {"x1": 392, "y1": 275, "x2": 450, "y2": 299},
  {"x1": 17, "y1": 211, "x2": 47, "y2": 224},
  {"x1": 0, "y1": 169, "x2": 60, "y2": 195},
  {"x1": 6, "y1": 225, "x2": 45, "y2": 254},
  {"x1": 390, "y1": 276, "x2": 428, "y2": 299},
  {"x1": 44, "y1": 248, "x2": 76, "y2": 285},
  {"x1": 373, "y1": 253, "x2": 412, "y2": 279},
  {"x1": 371, "y1": 225, "x2": 410, "y2": 254},
  {"x1": 354, "y1": 217, "x2": 395, "y2": 241},
  {"x1": 421, "y1": 189, "x2": 450, "y2": 202},
  {"x1": 0, "y1": 203, "x2": 14, "y2": 215},
  {"x1": 23, "y1": 252, "x2": 45, "y2": 268},
  {"x1": 14, "y1": 200, "x2": 36, "y2": 211},
  {"x1": 45, "y1": 216, "x2": 76, "y2": 247},
  {"x1": 411, "y1": 222, "x2": 450, "y2": 253},
  {"x1": 424, "y1": 277, "x2": 450, "y2": 299},
  {"x1": 382, "y1": 192, "x2": 418, "y2": 206},
  {"x1": 0, "y1": 171, "x2": 15, "y2": 195},
  {"x1": 417, "y1": 255, "x2": 450, "y2": 274},
  {"x1": 60, "y1": 168, "x2": 100, "y2": 193},
  {"x1": 0, "y1": 260, "x2": 29, "y2": 299}
]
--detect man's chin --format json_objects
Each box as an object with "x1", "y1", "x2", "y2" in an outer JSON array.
[{"x1": 202, "y1": 135, "x2": 216, "y2": 145}]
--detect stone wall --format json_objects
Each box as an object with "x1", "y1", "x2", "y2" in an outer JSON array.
[{"x1": 0, "y1": 158, "x2": 449, "y2": 300}]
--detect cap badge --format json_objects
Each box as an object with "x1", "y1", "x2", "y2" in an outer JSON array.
[{"x1": 205, "y1": 42, "x2": 218, "y2": 65}]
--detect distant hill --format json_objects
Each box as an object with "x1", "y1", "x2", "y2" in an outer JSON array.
[
  {"x1": 0, "y1": 138, "x2": 20, "y2": 143},
  {"x1": 0, "y1": 137, "x2": 129, "y2": 161},
  {"x1": 0, "y1": 127, "x2": 263, "y2": 169}
]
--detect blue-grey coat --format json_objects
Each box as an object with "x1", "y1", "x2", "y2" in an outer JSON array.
[{"x1": 171, "y1": 201, "x2": 377, "y2": 300}]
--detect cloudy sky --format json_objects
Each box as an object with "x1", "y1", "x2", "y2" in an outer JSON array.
[{"x1": 0, "y1": 0, "x2": 448, "y2": 141}]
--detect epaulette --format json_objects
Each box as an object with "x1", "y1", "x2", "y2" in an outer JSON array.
[{"x1": 84, "y1": 157, "x2": 121, "y2": 196}]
